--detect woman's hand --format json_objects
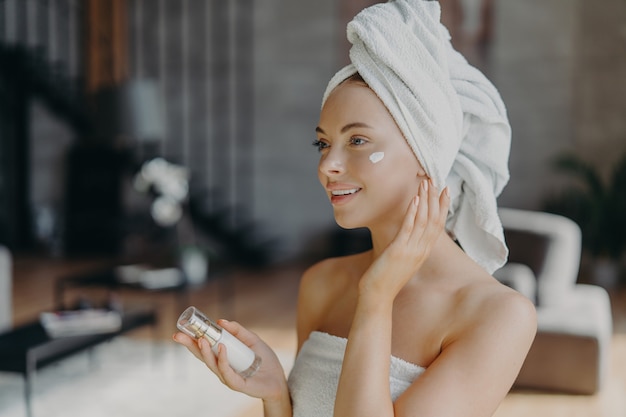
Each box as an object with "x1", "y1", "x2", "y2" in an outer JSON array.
[
  {"x1": 359, "y1": 179, "x2": 450, "y2": 302},
  {"x1": 173, "y1": 319, "x2": 289, "y2": 403}
]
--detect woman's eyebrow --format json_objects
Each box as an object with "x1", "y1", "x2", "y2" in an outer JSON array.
[{"x1": 315, "y1": 122, "x2": 374, "y2": 135}]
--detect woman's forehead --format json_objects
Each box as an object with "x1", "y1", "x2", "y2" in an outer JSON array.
[{"x1": 321, "y1": 82, "x2": 392, "y2": 124}]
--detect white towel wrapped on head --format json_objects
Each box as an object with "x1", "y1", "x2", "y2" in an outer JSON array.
[{"x1": 322, "y1": 0, "x2": 511, "y2": 274}]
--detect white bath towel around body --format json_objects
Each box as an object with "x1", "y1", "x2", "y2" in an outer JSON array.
[
  {"x1": 287, "y1": 331, "x2": 426, "y2": 417},
  {"x1": 322, "y1": 0, "x2": 511, "y2": 274}
]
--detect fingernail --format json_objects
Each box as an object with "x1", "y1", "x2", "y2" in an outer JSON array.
[
  {"x1": 413, "y1": 195, "x2": 419, "y2": 206},
  {"x1": 422, "y1": 180, "x2": 428, "y2": 192}
]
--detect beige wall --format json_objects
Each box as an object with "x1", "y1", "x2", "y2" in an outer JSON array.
[
  {"x1": 490, "y1": 0, "x2": 579, "y2": 210},
  {"x1": 574, "y1": 0, "x2": 626, "y2": 180}
]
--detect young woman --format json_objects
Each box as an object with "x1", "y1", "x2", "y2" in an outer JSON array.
[{"x1": 173, "y1": 2, "x2": 537, "y2": 416}]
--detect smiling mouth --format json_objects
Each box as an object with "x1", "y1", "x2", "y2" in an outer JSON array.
[{"x1": 331, "y1": 188, "x2": 361, "y2": 196}]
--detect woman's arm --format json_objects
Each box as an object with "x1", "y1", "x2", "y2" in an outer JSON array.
[
  {"x1": 334, "y1": 289, "x2": 395, "y2": 417},
  {"x1": 334, "y1": 180, "x2": 450, "y2": 417}
]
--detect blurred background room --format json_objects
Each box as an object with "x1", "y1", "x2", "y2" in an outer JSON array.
[{"x1": 1, "y1": 0, "x2": 626, "y2": 416}]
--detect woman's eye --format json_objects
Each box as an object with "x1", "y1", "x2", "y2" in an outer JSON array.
[
  {"x1": 312, "y1": 140, "x2": 329, "y2": 152},
  {"x1": 350, "y1": 137, "x2": 367, "y2": 146}
]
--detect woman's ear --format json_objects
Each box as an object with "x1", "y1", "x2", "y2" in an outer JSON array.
[
  {"x1": 416, "y1": 168, "x2": 428, "y2": 178},
  {"x1": 415, "y1": 160, "x2": 427, "y2": 178}
]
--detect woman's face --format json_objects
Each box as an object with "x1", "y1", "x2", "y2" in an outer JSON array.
[{"x1": 315, "y1": 80, "x2": 427, "y2": 229}]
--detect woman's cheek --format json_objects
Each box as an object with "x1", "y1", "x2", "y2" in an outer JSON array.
[
  {"x1": 350, "y1": 150, "x2": 386, "y2": 172},
  {"x1": 354, "y1": 151, "x2": 385, "y2": 168},
  {"x1": 368, "y1": 151, "x2": 385, "y2": 164}
]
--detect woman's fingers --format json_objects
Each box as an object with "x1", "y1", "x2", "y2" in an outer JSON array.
[
  {"x1": 214, "y1": 344, "x2": 246, "y2": 389},
  {"x1": 218, "y1": 319, "x2": 258, "y2": 348},
  {"x1": 173, "y1": 332, "x2": 223, "y2": 377},
  {"x1": 415, "y1": 179, "x2": 430, "y2": 230},
  {"x1": 397, "y1": 194, "x2": 419, "y2": 243},
  {"x1": 174, "y1": 322, "x2": 259, "y2": 388},
  {"x1": 422, "y1": 181, "x2": 447, "y2": 234},
  {"x1": 427, "y1": 179, "x2": 440, "y2": 224},
  {"x1": 407, "y1": 180, "x2": 449, "y2": 251},
  {"x1": 172, "y1": 332, "x2": 204, "y2": 361},
  {"x1": 197, "y1": 337, "x2": 219, "y2": 366}
]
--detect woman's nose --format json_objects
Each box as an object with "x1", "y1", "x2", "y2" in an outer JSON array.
[{"x1": 319, "y1": 148, "x2": 346, "y2": 176}]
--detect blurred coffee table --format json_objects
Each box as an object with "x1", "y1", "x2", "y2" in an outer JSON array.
[{"x1": 0, "y1": 307, "x2": 157, "y2": 417}]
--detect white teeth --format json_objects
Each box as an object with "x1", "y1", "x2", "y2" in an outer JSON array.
[{"x1": 331, "y1": 188, "x2": 360, "y2": 196}]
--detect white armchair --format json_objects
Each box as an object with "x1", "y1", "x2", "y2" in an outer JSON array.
[{"x1": 494, "y1": 208, "x2": 613, "y2": 394}]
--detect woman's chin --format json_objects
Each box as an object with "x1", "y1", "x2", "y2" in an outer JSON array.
[{"x1": 333, "y1": 214, "x2": 366, "y2": 230}]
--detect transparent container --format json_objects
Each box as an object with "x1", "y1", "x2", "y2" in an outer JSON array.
[{"x1": 177, "y1": 306, "x2": 261, "y2": 378}]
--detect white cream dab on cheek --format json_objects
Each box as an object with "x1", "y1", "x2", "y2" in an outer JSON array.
[{"x1": 369, "y1": 152, "x2": 385, "y2": 164}]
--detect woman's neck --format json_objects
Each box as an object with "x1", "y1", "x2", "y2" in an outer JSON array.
[{"x1": 369, "y1": 224, "x2": 463, "y2": 281}]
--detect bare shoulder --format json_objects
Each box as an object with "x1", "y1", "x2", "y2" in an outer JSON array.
[
  {"x1": 483, "y1": 280, "x2": 537, "y2": 332},
  {"x1": 451, "y1": 277, "x2": 537, "y2": 342},
  {"x1": 437, "y1": 274, "x2": 538, "y2": 383}
]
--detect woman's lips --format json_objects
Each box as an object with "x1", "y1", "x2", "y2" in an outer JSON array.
[{"x1": 329, "y1": 188, "x2": 361, "y2": 205}]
